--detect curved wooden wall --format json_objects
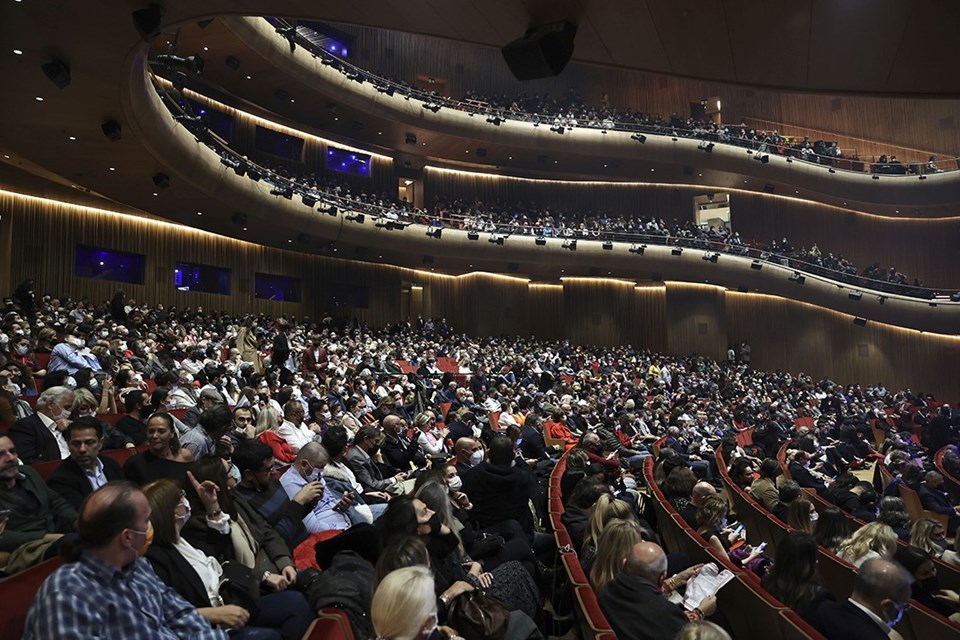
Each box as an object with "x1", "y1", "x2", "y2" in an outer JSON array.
[{"x1": 4, "y1": 189, "x2": 959, "y2": 399}]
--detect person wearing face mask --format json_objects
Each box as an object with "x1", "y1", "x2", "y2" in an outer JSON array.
[
  {"x1": 452, "y1": 437, "x2": 484, "y2": 475},
  {"x1": 894, "y1": 545, "x2": 960, "y2": 620},
  {"x1": 142, "y1": 478, "x2": 312, "y2": 639},
  {"x1": 22, "y1": 482, "x2": 227, "y2": 639},
  {"x1": 279, "y1": 442, "x2": 353, "y2": 533},
  {"x1": 10, "y1": 336, "x2": 47, "y2": 377},
  {"x1": 815, "y1": 558, "x2": 914, "y2": 639},
  {"x1": 47, "y1": 330, "x2": 102, "y2": 375},
  {"x1": 372, "y1": 566, "x2": 451, "y2": 640},
  {"x1": 9, "y1": 386, "x2": 75, "y2": 464},
  {"x1": 346, "y1": 426, "x2": 408, "y2": 497}
]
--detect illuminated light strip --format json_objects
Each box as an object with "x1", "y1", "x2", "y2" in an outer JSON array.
[
  {"x1": 152, "y1": 75, "x2": 393, "y2": 161},
  {"x1": 560, "y1": 276, "x2": 637, "y2": 286}
]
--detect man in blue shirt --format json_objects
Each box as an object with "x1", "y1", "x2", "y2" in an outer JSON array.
[
  {"x1": 23, "y1": 481, "x2": 226, "y2": 639},
  {"x1": 47, "y1": 329, "x2": 101, "y2": 375}
]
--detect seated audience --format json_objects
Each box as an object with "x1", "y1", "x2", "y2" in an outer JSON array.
[
  {"x1": 876, "y1": 496, "x2": 912, "y2": 541},
  {"x1": 918, "y1": 471, "x2": 960, "y2": 534},
  {"x1": 23, "y1": 482, "x2": 224, "y2": 639},
  {"x1": 749, "y1": 458, "x2": 781, "y2": 511},
  {"x1": 893, "y1": 545, "x2": 960, "y2": 622},
  {"x1": 910, "y1": 517, "x2": 948, "y2": 558},
  {"x1": 836, "y1": 522, "x2": 898, "y2": 568},
  {"x1": 345, "y1": 425, "x2": 407, "y2": 496},
  {"x1": 787, "y1": 498, "x2": 817, "y2": 534},
  {"x1": 47, "y1": 416, "x2": 125, "y2": 511},
  {"x1": 123, "y1": 411, "x2": 193, "y2": 486},
  {"x1": 279, "y1": 442, "x2": 353, "y2": 533},
  {"x1": 813, "y1": 506, "x2": 849, "y2": 554},
  {"x1": 371, "y1": 566, "x2": 445, "y2": 640},
  {"x1": 143, "y1": 478, "x2": 313, "y2": 638},
  {"x1": 461, "y1": 435, "x2": 537, "y2": 539},
  {"x1": 8, "y1": 386, "x2": 74, "y2": 464},
  {"x1": 580, "y1": 494, "x2": 635, "y2": 576},
  {"x1": 598, "y1": 541, "x2": 717, "y2": 640},
  {"x1": 815, "y1": 558, "x2": 912, "y2": 640},
  {"x1": 589, "y1": 517, "x2": 645, "y2": 591},
  {"x1": 761, "y1": 531, "x2": 835, "y2": 625}
]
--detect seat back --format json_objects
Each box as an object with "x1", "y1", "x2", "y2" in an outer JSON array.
[
  {"x1": 898, "y1": 484, "x2": 949, "y2": 529},
  {"x1": 304, "y1": 608, "x2": 356, "y2": 640},
  {"x1": 816, "y1": 549, "x2": 857, "y2": 600},
  {"x1": 716, "y1": 573, "x2": 786, "y2": 640},
  {"x1": 778, "y1": 610, "x2": 827, "y2": 640},
  {"x1": 0, "y1": 556, "x2": 64, "y2": 640},
  {"x1": 573, "y1": 585, "x2": 614, "y2": 638}
]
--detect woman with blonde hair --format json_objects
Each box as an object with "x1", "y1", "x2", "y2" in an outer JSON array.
[
  {"x1": 372, "y1": 566, "x2": 445, "y2": 640},
  {"x1": 910, "y1": 518, "x2": 947, "y2": 558},
  {"x1": 675, "y1": 620, "x2": 731, "y2": 640},
  {"x1": 589, "y1": 518, "x2": 644, "y2": 591},
  {"x1": 254, "y1": 404, "x2": 295, "y2": 463},
  {"x1": 836, "y1": 522, "x2": 898, "y2": 568},
  {"x1": 581, "y1": 494, "x2": 634, "y2": 574}
]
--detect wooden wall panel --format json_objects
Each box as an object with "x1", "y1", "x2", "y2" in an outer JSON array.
[
  {"x1": 424, "y1": 169, "x2": 960, "y2": 289},
  {"x1": 725, "y1": 292, "x2": 960, "y2": 401},
  {"x1": 665, "y1": 283, "x2": 728, "y2": 361},
  {"x1": 344, "y1": 25, "x2": 960, "y2": 160},
  {"x1": 8, "y1": 188, "x2": 959, "y2": 398}
]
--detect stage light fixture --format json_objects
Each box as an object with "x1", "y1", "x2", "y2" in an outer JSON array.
[
  {"x1": 301, "y1": 194, "x2": 317, "y2": 207},
  {"x1": 848, "y1": 291, "x2": 862, "y2": 301},
  {"x1": 671, "y1": 247, "x2": 683, "y2": 256},
  {"x1": 101, "y1": 120, "x2": 122, "y2": 142},
  {"x1": 346, "y1": 213, "x2": 365, "y2": 224},
  {"x1": 467, "y1": 232, "x2": 480, "y2": 241},
  {"x1": 629, "y1": 244, "x2": 646, "y2": 255},
  {"x1": 750, "y1": 260, "x2": 762, "y2": 270},
  {"x1": 426, "y1": 227, "x2": 443, "y2": 239},
  {"x1": 488, "y1": 235, "x2": 505, "y2": 246},
  {"x1": 602, "y1": 241, "x2": 613, "y2": 251},
  {"x1": 535, "y1": 237, "x2": 546, "y2": 246},
  {"x1": 630, "y1": 133, "x2": 647, "y2": 144},
  {"x1": 562, "y1": 239, "x2": 577, "y2": 251},
  {"x1": 788, "y1": 272, "x2": 805, "y2": 284},
  {"x1": 853, "y1": 317, "x2": 867, "y2": 327}
]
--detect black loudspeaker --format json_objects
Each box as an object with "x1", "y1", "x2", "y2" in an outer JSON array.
[
  {"x1": 101, "y1": 120, "x2": 122, "y2": 142},
  {"x1": 41, "y1": 60, "x2": 71, "y2": 88},
  {"x1": 132, "y1": 5, "x2": 163, "y2": 43},
  {"x1": 225, "y1": 56, "x2": 241, "y2": 70},
  {"x1": 152, "y1": 173, "x2": 170, "y2": 189},
  {"x1": 501, "y1": 21, "x2": 577, "y2": 81}
]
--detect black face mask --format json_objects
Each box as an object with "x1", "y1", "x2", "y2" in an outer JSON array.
[
  {"x1": 427, "y1": 512, "x2": 442, "y2": 536},
  {"x1": 919, "y1": 576, "x2": 940, "y2": 593},
  {"x1": 368, "y1": 442, "x2": 381, "y2": 456}
]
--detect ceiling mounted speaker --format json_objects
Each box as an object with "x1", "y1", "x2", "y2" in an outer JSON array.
[
  {"x1": 152, "y1": 173, "x2": 170, "y2": 189},
  {"x1": 41, "y1": 59, "x2": 71, "y2": 88},
  {"x1": 502, "y1": 21, "x2": 577, "y2": 81},
  {"x1": 132, "y1": 4, "x2": 164, "y2": 43},
  {"x1": 101, "y1": 120, "x2": 122, "y2": 142}
]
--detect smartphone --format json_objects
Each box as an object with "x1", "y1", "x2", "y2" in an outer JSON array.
[
  {"x1": 732, "y1": 523, "x2": 745, "y2": 537},
  {"x1": 755, "y1": 542, "x2": 767, "y2": 553}
]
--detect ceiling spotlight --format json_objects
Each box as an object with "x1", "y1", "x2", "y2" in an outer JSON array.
[
  {"x1": 269, "y1": 185, "x2": 293, "y2": 199},
  {"x1": 750, "y1": 260, "x2": 762, "y2": 270},
  {"x1": 702, "y1": 252, "x2": 719, "y2": 263},
  {"x1": 699, "y1": 142, "x2": 714, "y2": 153},
  {"x1": 848, "y1": 291, "x2": 862, "y2": 301},
  {"x1": 872, "y1": 174, "x2": 880, "y2": 180},
  {"x1": 535, "y1": 237, "x2": 547, "y2": 246},
  {"x1": 788, "y1": 272, "x2": 805, "y2": 284},
  {"x1": 346, "y1": 213, "x2": 365, "y2": 224},
  {"x1": 918, "y1": 175, "x2": 927, "y2": 181},
  {"x1": 562, "y1": 239, "x2": 577, "y2": 251},
  {"x1": 549, "y1": 126, "x2": 565, "y2": 135},
  {"x1": 486, "y1": 116, "x2": 503, "y2": 126},
  {"x1": 786, "y1": 156, "x2": 793, "y2": 163},
  {"x1": 301, "y1": 194, "x2": 317, "y2": 207},
  {"x1": 671, "y1": 247, "x2": 683, "y2": 256},
  {"x1": 467, "y1": 232, "x2": 480, "y2": 241},
  {"x1": 602, "y1": 241, "x2": 614, "y2": 251},
  {"x1": 630, "y1": 133, "x2": 647, "y2": 144},
  {"x1": 425, "y1": 227, "x2": 443, "y2": 239},
  {"x1": 488, "y1": 235, "x2": 505, "y2": 246},
  {"x1": 323, "y1": 205, "x2": 338, "y2": 216},
  {"x1": 629, "y1": 244, "x2": 646, "y2": 255},
  {"x1": 853, "y1": 317, "x2": 867, "y2": 327}
]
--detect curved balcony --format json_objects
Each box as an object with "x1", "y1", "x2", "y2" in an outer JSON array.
[
  {"x1": 213, "y1": 16, "x2": 960, "y2": 217},
  {"x1": 118, "y1": 63, "x2": 960, "y2": 335}
]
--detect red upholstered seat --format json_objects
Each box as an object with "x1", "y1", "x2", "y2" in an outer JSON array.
[
  {"x1": 779, "y1": 610, "x2": 827, "y2": 640},
  {"x1": 574, "y1": 585, "x2": 614, "y2": 636},
  {"x1": 303, "y1": 608, "x2": 355, "y2": 640},
  {"x1": 30, "y1": 458, "x2": 62, "y2": 481},
  {"x1": 562, "y1": 552, "x2": 589, "y2": 586},
  {"x1": 101, "y1": 444, "x2": 147, "y2": 467},
  {"x1": 169, "y1": 408, "x2": 188, "y2": 421},
  {"x1": 34, "y1": 353, "x2": 51, "y2": 369},
  {"x1": 0, "y1": 556, "x2": 64, "y2": 640},
  {"x1": 98, "y1": 413, "x2": 125, "y2": 425}
]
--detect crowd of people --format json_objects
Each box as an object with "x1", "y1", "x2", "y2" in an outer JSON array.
[
  {"x1": 2, "y1": 278, "x2": 960, "y2": 638},
  {"x1": 278, "y1": 18, "x2": 945, "y2": 175}
]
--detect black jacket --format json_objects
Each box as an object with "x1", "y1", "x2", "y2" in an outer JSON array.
[
  {"x1": 816, "y1": 599, "x2": 890, "y2": 640},
  {"x1": 382, "y1": 432, "x2": 426, "y2": 471},
  {"x1": 520, "y1": 424, "x2": 550, "y2": 461},
  {"x1": 461, "y1": 461, "x2": 535, "y2": 536},
  {"x1": 47, "y1": 455, "x2": 125, "y2": 511},
  {"x1": 145, "y1": 543, "x2": 212, "y2": 609},
  {"x1": 8, "y1": 414, "x2": 61, "y2": 464},
  {"x1": 788, "y1": 461, "x2": 828, "y2": 495},
  {"x1": 598, "y1": 572, "x2": 689, "y2": 640}
]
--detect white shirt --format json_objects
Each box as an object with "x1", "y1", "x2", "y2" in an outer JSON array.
[
  {"x1": 37, "y1": 412, "x2": 70, "y2": 459},
  {"x1": 277, "y1": 419, "x2": 314, "y2": 452},
  {"x1": 174, "y1": 536, "x2": 224, "y2": 606},
  {"x1": 82, "y1": 457, "x2": 108, "y2": 491}
]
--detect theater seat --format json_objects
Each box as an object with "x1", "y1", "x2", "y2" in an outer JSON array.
[
  {"x1": 816, "y1": 549, "x2": 857, "y2": 600},
  {"x1": 778, "y1": 610, "x2": 827, "y2": 640},
  {"x1": 717, "y1": 574, "x2": 786, "y2": 640},
  {"x1": 0, "y1": 556, "x2": 63, "y2": 640},
  {"x1": 574, "y1": 585, "x2": 614, "y2": 636},
  {"x1": 562, "y1": 552, "x2": 589, "y2": 586},
  {"x1": 302, "y1": 608, "x2": 355, "y2": 640},
  {"x1": 30, "y1": 458, "x2": 63, "y2": 481},
  {"x1": 168, "y1": 408, "x2": 189, "y2": 421},
  {"x1": 898, "y1": 484, "x2": 949, "y2": 529}
]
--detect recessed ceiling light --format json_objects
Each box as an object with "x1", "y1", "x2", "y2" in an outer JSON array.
[
  {"x1": 378, "y1": 131, "x2": 382, "y2": 135},
  {"x1": 508, "y1": 156, "x2": 512, "y2": 160},
  {"x1": 334, "y1": 117, "x2": 338, "y2": 121},
  {"x1": 650, "y1": 168, "x2": 654, "y2": 172},
  {"x1": 13, "y1": 49, "x2": 23, "y2": 55},
  {"x1": 152, "y1": 192, "x2": 158, "y2": 196},
  {"x1": 203, "y1": 47, "x2": 209, "y2": 51},
  {"x1": 197, "y1": 211, "x2": 202, "y2": 216},
  {"x1": 246, "y1": 75, "x2": 251, "y2": 80},
  {"x1": 243, "y1": 227, "x2": 248, "y2": 231},
  {"x1": 288, "y1": 239, "x2": 292, "y2": 243},
  {"x1": 465, "y1": 150, "x2": 469, "y2": 154},
  {"x1": 35, "y1": 96, "x2": 43, "y2": 101},
  {"x1": 68, "y1": 135, "x2": 76, "y2": 141},
  {"x1": 290, "y1": 99, "x2": 295, "y2": 103},
  {"x1": 554, "y1": 160, "x2": 558, "y2": 164},
  {"x1": 3, "y1": 154, "x2": 10, "y2": 159},
  {"x1": 109, "y1": 167, "x2": 115, "y2": 171}
]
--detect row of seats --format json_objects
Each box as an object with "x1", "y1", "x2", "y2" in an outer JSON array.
[
  {"x1": 547, "y1": 453, "x2": 616, "y2": 640},
  {"x1": 740, "y1": 440, "x2": 960, "y2": 638},
  {"x1": 645, "y1": 450, "x2": 825, "y2": 640},
  {"x1": 934, "y1": 447, "x2": 960, "y2": 504}
]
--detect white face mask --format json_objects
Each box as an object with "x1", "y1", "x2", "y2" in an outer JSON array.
[
  {"x1": 809, "y1": 510, "x2": 819, "y2": 522},
  {"x1": 99, "y1": 330, "x2": 109, "y2": 338},
  {"x1": 448, "y1": 475, "x2": 463, "y2": 492},
  {"x1": 15, "y1": 345, "x2": 29, "y2": 355},
  {"x1": 469, "y1": 449, "x2": 484, "y2": 466}
]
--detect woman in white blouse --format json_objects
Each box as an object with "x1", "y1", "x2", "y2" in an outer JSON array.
[{"x1": 414, "y1": 411, "x2": 449, "y2": 462}]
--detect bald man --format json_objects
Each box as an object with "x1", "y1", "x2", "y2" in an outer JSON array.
[
  {"x1": 453, "y1": 437, "x2": 484, "y2": 474},
  {"x1": 24, "y1": 482, "x2": 226, "y2": 639},
  {"x1": 680, "y1": 481, "x2": 717, "y2": 527},
  {"x1": 598, "y1": 542, "x2": 717, "y2": 640},
  {"x1": 816, "y1": 557, "x2": 912, "y2": 640},
  {"x1": 380, "y1": 414, "x2": 427, "y2": 472}
]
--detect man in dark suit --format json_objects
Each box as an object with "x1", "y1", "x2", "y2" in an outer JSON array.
[
  {"x1": 520, "y1": 415, "x2": 559, "y2": 462},
  {"x1": 8, "y1": 386, "x2": 75, "y2": 464},
  {"x1": 345, "y1": 425, "x2": 406, "y2": 496},
  {"x1": 787, "y1": 450, "x2": 829, "y2": 495},
  {"x1": 816, "y1": 558, "x2": 912, "y2": 640},
  {"x1": 48, "y1": 417, "x2": 125, "y2": 511},
  {"x1": 598, "y1": 541, "x2": 717, "y2": 640},
  {"x1": 918, "y1": 471, "x2": 960, "y2": 534},
  {"x1": 272, "y1": 319, "x2": 293, "y2": 385}
]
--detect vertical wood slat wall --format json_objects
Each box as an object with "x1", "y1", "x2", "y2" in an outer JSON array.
[
  {"x1": 345, "y1": 25, "x2": 960, "y2": 159},
  {"x1": 423, "y1": 168, "x2": 960, "y2": 289},
  {"x1": 6, "y1": 190, "x2": 960, "y2": 399}
]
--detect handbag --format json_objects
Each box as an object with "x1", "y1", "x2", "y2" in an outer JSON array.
[
  {"x1": 218, "y1": 560, "x2": 261, "y2": 617},
  {"x1": 446, "y1": 590, "x2": 511, "y2": 640}
]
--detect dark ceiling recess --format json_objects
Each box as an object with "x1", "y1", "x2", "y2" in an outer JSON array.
[{"x1": 502, "y1": 21, "x2": 577, "y2": 81}]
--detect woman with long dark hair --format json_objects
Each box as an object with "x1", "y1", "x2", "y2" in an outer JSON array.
[{"x1": 761, "y1": 531, "x2": 835, "y2": 625}]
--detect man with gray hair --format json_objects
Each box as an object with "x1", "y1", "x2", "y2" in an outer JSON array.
[
  {"x1": 816, "y1": 557, "x2": 912, "y2": 639},
  {"x1": 8, "y1": 385, "x2": 75, "y2": 464},
  {"x1": 598, "y1": 541, "x2": 716, "y2": 640}
]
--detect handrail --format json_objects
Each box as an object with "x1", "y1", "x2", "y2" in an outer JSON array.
[
  {"x1": 150, "y1": 72, "x2": 957, "y2": 301},
  {"x1": 268, "y1": 18, "x2": 960, "y2": 178}
]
